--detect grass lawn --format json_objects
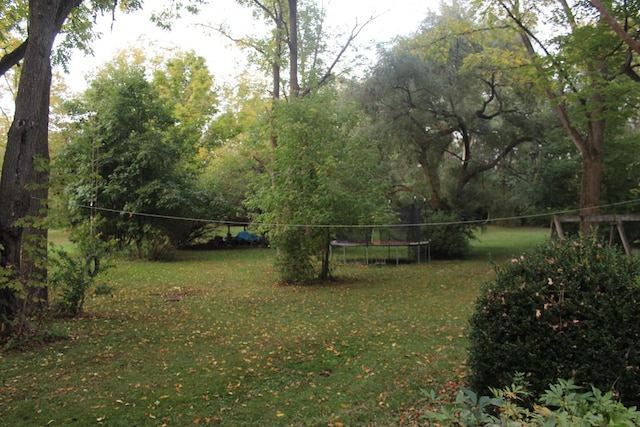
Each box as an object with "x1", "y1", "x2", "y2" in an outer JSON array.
[{"x1": 0, "y1": 226, "x2": 548, "y2": 426}]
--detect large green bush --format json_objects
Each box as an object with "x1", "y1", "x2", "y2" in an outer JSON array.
[
  {"x1": 424, "y1": 210, "x2": 474, "y2": 259},
  {"x1": 467, "y1": 236, "x2": 640, "y2": 406}
]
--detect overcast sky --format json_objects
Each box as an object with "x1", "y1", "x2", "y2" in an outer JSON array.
[
  {"x1": 0, "y1": 1, "x2": 438, "y2": 119},
  {"x1": 61, "y1": 0, "x2": 438, "y2": 93}
]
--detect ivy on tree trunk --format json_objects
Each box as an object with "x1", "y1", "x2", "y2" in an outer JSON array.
[{"x1": 0, "y1": 0, "x2": 81, "y2": 336}]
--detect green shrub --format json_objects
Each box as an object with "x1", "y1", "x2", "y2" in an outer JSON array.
[
  {"x1": 273, "y1": 226, "x2": 318, "y2": 285},
  {"x1": 48, "y1": 246, "x2": 107, "y2": 316},
  {"x1": 424, "y1": 210, "x2": 474, "y2": 259},
  {"x1": 467, "y1": 235, "x2": 640, "y2": 407},
  {"x1": 422, "y1": 377, "x2": 640, "y2": 426}
]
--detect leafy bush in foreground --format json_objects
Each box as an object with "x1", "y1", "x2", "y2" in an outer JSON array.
[
  {"x1": 422, "y1": 377, "x2": 639, "y2": 426},
  {"x1": 467, "y1": 235, "x2": 640, "y2": 406}
]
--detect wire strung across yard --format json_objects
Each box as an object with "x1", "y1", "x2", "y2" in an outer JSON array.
[{"x1": 79, "y1": 199, "x2": 640, "y2": 229}]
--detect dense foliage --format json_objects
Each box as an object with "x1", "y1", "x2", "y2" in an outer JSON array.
[
  {"x1": 54, "y1": 52, "x2": 231, "y2": 258},
  {"x1": 424, "y1": 210, "x2": 473, "y2": 259},
  {"x1": 358, "y1": 3, "x2": 543, "y2": 215},
  {"x1": 48, "y1": 246, "x2": 101, "y2": 316},
  {"x1": 467, "y1": 236, "x2": 640, "y2": 406},
  {"x1": 250, "y1": 89, "x2": 390, "y2": 283}
]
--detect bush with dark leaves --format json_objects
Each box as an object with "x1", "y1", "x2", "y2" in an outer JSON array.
[{"x1": 467, "y1": 235, "x2": 640, "y2": 407}]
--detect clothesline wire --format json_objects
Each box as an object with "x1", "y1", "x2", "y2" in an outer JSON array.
[{"x1": 78, "y1": 198, "x2": 640, "y2": 229}]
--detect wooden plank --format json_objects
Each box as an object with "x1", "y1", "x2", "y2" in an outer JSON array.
[
  {"x1": 551, "y1": 214, "x2": 637, "y2": 257},
  {"x1": 555, "y1": 214, "x2": 640, "y2": 222}
]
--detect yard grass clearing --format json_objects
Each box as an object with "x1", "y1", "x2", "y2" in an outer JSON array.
[{"x1": 0, "y1": 226, "x2": 547, "y2": 426}]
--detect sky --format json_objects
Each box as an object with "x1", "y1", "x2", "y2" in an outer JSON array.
[
  {"x1": 0, "y1": 1, "x2": 437, "y2": 118},
  {"x1": 61, "y1": 0, "x2": 437, "y2": 93}
]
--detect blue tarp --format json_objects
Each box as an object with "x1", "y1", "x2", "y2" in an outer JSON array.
[{"x1": 235, "y1": 230, "x2": 263, "y2": 242}]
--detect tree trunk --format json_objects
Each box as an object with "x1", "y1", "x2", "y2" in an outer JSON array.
[
  {"x1": 418, "y1": 150, "x2": 444, "y2": 210},
  {"x1": 288, "y1": 0, "x2": 299, "y2": 97},
  {"x1": 517, "y1": 20, "x2": 607, "y2": 236},
  {"x1": 268, "y1": 2, "x2": 286, "y2": 151},
  {"x1": 0, "y1": 0, "x2": 81, "y2": 335},
  {"x1": 319, "y1": 230, "x2": 331, "y2": 281},
  {"x1": 578, "y1": 118, "x2": 605, "y2": 234},
  {"x1": 590, "y1": 0, "x2": 640, "y2": 57}
]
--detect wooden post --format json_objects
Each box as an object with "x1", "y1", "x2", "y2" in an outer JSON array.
[
  {"x1": 616, "y1": 218, "x2": 633, "y2": 256},
  {"x1": 550, "y1": 214, "x2": 640, "y2": 257},
  {"x1": 552, "y1": 216, "x2": 566, "y2": 238}
]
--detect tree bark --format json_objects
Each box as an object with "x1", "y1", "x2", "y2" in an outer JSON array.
[
  {"x1": 578, "y1": 118, "x2": 605, "y2": 233},
  {"x1": 417, "y1": 150, "x2": 444, "y2": 209},
  {"x1": 288, "y1": 0, "x2": 299, "y2": 97},
  {"x1": 515, "y1": 19, "x2": 605, "y2": 234},
  {"x1": 269, "y1": 1, "x2": 285, "y2": 150},
  {"x1": 0, "y1": 0, "x2": 82, "y2": 334},
  {"x1": 590, "y1": 0, "x2": 640, "y2": 57},
  {"x1": 0, "y1": 39, "x2": 29, "y2": 78}
]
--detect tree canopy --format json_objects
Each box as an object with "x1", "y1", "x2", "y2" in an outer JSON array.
[
  {"x1": 359, "y1": 3, "x2": 545, "y2": 217},
  {"x1": 476, "y1": 0, "x2": 640, "y2": 232},
  {"x1": 55, "y1": 50, "x2": 231, "y2": 257},
  {"x1": 249, "y1": 87, "x2": 391, "y2": 282}
]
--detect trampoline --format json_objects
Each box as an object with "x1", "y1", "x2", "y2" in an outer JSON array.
[
  {"x1": 330, "y1": 239, "x2": 430, "y2": 265},
  {"x1": 330, "y1": 202, "x2": 429, "y2": 265}
]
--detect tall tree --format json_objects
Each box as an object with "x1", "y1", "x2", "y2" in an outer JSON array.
[
  {"x1": 1, "y1": 0, "x2": 83, "y2": 333},
  {"x1": 477, "y1": 0, "x2": 640, "y2": 232},
  {"x1": 360, "y1": 3, "x2": 542, "y2": 215},
  {"x1": 225, "y1": 1, "x2": 370, "y2": 120},
  {"x1": 229, "y1": 0, "x2": 375, "y2": 283},
  {"x1": 250, "y1": 88, "x2": 389, "y2": 282},
  {"x1": 0, "y1": 0, "x2": 206, "y2": 338},
  {"x1": 153, "y1": 50, "x2": 218, "y2": 152},
  {"x1": 589, "y1": 0, "x2": 640, "y2": 75}
]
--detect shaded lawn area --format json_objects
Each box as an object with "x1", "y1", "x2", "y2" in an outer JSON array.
[{"x1": 0, "y1": 227, "x2": 547, "y2": 426}]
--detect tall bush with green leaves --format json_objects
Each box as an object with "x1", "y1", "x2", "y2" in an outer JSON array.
[
  {"x1": 467, "y1": 235, "x2": 640, "y2": 407},
  {"x1": 54, "y1": 52, "x2": 228, "y2": 257},
  {"x1": 48, "y1": 246, "x2": 98, "y2": 317},
  {"x1": 251, "y1": 89, "x2": 390, "y2": 284}
]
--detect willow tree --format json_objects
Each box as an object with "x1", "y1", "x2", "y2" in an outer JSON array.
[
  {"x1": 360, "y1": 3, "x2": 543, "y2": 214},
  {"x1": 477, "y1": 0, "x2": 640, "y2": 232}
]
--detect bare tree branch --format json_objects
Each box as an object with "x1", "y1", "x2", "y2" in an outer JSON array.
[
  {"x1": 0, "y1": 39, "x2": 28, "y2": 78},
  {"x1": 299, "y1": 14, "x2": 378, "y2": 97}
]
